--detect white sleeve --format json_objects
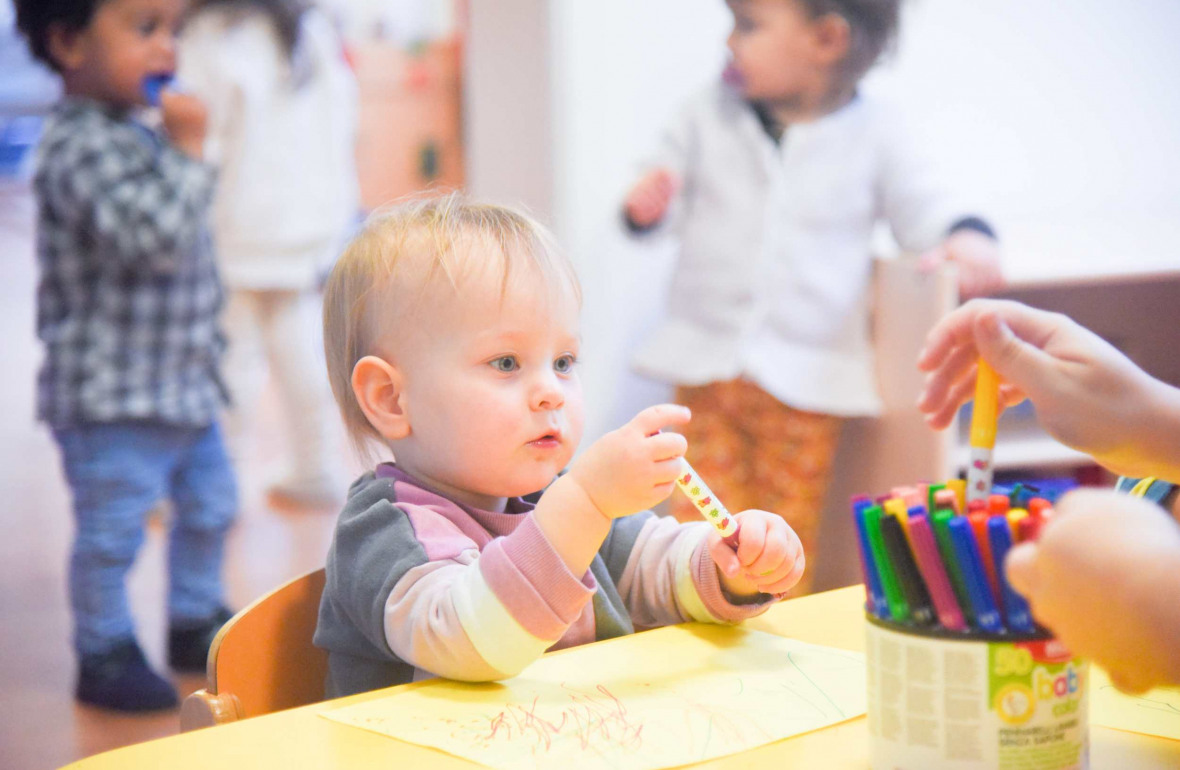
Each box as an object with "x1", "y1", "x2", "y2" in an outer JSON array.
[{"x1": 876, "y1": 110, "x2": 978, "y2": 253}]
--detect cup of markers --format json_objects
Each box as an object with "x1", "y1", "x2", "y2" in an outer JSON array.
[{"x1": 856, "y1": 481, "x2": 1089, "y2": 770}]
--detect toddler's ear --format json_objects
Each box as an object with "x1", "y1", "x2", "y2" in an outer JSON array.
[
  {"x1": 811, "y1": 13, "x2": 851, "y2": 65},
  {"x1": 352, "y1": 356, "x2": 411, "y2": 440},
  {"x1": 46, "y1": 22, "x2": 89, "y2": 72}
]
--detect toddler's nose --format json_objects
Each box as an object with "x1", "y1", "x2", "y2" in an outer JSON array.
[{"x1": 530, "y1": 372, "x2": 565, "y2": 411}]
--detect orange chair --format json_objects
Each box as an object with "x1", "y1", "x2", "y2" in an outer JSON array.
[{"x1": 180, "y1": 568, "x2": 328, "y2": 731}]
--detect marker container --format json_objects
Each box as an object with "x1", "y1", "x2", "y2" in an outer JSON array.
[{"x1": 866, "y1": 617, "x2": 1088, "y2": 770}]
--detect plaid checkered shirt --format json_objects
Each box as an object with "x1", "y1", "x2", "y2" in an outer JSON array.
[{"x1": 32, "y1": 97, "x2": 228, "y2": 427}]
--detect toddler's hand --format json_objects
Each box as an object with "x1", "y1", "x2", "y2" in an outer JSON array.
[
  {"x1": 624, "y1": 168, "x2": 679, "y2": 229},
  {"x1": 708, "y1": 510, "x2": 805, "y2": 598},
  {"x1": 919, "y1": 229, "x2": 1005, "y2": 299},
  {"x1": 161, "y1": 91, "x2": 208, "y2": 160},
  {"x1": 1005, "y1": 489, "x2": 1180, "y2": 693},
  {"x1": 567, "y1": 404, "x2": 691, "y2": 519}
]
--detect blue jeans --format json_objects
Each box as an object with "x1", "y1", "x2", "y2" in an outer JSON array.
[{"x1": 54, "y1": 421, "x2": 238, "y2": 656}]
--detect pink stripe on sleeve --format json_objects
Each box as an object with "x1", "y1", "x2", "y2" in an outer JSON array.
[
  {"x1": 690, "y1": 542, "x2": 776, "y2": 622},
  {"x1": 479, "y1": 514, "x2": 596, "y2": 641}
]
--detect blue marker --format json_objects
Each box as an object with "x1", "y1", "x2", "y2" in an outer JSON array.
[
  {"x1": 948, "y1": 516, "x2": 1003, "y2": 633},
  {"x1": 852, "y1": 498, "x2": 889, "y2": 617},
  {"x1": 142, "y1": 73, "x2": 175, "y2": 106},
  {"x1": 987, "y1": 516, "x2": 1036, "y2": 633}
]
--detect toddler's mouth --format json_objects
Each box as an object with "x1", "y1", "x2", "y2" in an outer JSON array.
[
  {"x1": 528, "y1": 430, "x2": 563, "y2": 448},
  {"x1": 722, "y1": 63, "x2": 745, "y2": 88}
]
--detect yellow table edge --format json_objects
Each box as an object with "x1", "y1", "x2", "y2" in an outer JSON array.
[{"x1": 61, "y1": 585, "x2": 1180, "y2": 770}]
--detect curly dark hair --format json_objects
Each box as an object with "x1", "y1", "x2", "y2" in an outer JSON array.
[
  {"x1": 797, "y1": 0, "x2": 901, "y2": 86},
  {"x1": 187, "y1": 0, "x2": 310, "y2": 61},
  {"x1": 14, "y1": 0, "x2": 112, "y2": 73}
]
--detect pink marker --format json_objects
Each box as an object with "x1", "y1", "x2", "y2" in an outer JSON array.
[
  {"x1": 908, "y1": 514, "x2": 967, "y2": 631},
  {"x1": 675, "y1": 460, "x2": 740, "y2": 548}
]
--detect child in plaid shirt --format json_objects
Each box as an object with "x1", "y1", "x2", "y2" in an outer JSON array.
[{"x1": 16, "y1": 0, "x2": 237, "y2": 711}]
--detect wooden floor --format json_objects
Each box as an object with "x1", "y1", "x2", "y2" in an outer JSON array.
[{"x1": 0, "y1": 182, "x2": 352, "y2": 770}]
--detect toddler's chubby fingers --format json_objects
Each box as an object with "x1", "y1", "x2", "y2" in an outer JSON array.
[
  {"x1": 744, "y1": 531, "x2": 792, "y2": 578},
  {"x1": 630, "y1": 403, "x2": 691, "y2": 437},
  {"x1": 654, "y1": 176, "x2": 678, "y2": 200},
  {"x1": 706, "y1": 529, "x2": 742, "y2": 579},
  {"x1": 916, "y1": 245, "x2": 947, "y2": 272},
  {"x1": 757, "y1": 556, "x2": 806, "y2": 596},
  {"x1": 751, "y1": 520, "x2": 804, "y2": 576},
  {"x1": 732, "y1": 512, "x2": 769, "y2": 569},
  {"x1": 647, "y1": 431, "x2": 688, "y2": 462}
]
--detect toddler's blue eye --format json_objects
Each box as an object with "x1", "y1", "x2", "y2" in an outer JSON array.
[
  {"x1": 554, "y1": 354, "x2": 577, "y2": 374},
  {"x1": 491, "y1": 356, "x2": 519, "y2": 373}
]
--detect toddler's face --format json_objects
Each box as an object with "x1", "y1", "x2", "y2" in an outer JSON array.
[
  {"x1": 384, "y1": 260, "x2": 585, "y2": 511},
  {"x1": 59, "y1": 0, "x2": 184, "y2": 108},
  {"x1": 724, "y1": 0, "x2": 834, "y2": 105}
]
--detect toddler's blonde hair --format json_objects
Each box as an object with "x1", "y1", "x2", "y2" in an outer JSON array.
[{"x1": 322, "y1": 192, "x2": 580, "y2": 456}]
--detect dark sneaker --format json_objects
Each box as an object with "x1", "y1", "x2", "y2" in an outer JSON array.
[
  {"x1": 76, "y1": 640, "x2": 179, "y2": 712},
  {"x1": 168, "y1": 606, "x2": 234, "y2": 673}
]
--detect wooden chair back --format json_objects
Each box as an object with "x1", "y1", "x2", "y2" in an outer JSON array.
[{"x1": 180, "y1": 568, "x2": 328, "y2": 731}]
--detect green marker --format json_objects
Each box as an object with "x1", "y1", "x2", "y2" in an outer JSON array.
[
  {"x1": 926, "y1": 483, "x2": 946, "y2": 516},
  {"x1": 863, "y1": 505, "x2": 909, "y2": 621},
  {"x1": 931, "y1": 509, "x2": 972, "y2": 626}
]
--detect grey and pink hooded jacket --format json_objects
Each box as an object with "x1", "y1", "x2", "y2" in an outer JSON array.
[{"x1": 313, "y1": 464, "x2": 778, "y2": 697}]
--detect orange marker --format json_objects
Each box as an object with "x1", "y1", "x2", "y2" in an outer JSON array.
[{"x1": 968, "y1": 511, "x2": 1001, "y2": 603}]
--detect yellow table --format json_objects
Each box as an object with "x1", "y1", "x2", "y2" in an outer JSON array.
[{"x1": 64, "y1": 586, "x2": 1180, "y2": 769}]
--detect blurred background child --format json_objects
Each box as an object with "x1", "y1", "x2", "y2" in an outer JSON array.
[
  {"x1": 179, "y1": 0, "x2": 359, "y2": 510},
  {"x1": 621, "y1": 0, "x2": 1005, "y2": 594},
  {"x1": 15, "y1": 0, "x2": 237, "y2": 712}
]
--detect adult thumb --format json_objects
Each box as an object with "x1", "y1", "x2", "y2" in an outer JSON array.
[{"x1": 973, "y1": 311, "x2": 1052, "y2": 399}]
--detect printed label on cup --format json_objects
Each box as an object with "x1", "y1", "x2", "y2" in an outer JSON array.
[{"x1": 867, "y1": 619, "x2": 1088, "y2": 769}]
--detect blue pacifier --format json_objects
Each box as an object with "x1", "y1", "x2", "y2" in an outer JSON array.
[{"x1": 142, "y1": 73, "x2": 175, "y2": 106}]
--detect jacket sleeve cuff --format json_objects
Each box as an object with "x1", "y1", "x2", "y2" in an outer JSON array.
[
  {"x1": 479, "y1": 514, "x2": 597, "y2": 641},
  {"x1": 687, "y1": 539, "x2": 777, "y2": 623}
]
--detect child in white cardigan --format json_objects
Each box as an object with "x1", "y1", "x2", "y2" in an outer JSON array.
[
  {"x1": 622, "y1": 0, "x2": 1005, "y2": 594},
  {"x1": 179, "y1": 0, "x2": 359, "y2": 509}
]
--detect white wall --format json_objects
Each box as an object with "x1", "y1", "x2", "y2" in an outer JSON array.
[
  {"x1": 467, "y1": 0, "x2": 1180, "y2": 442},
  {"x1": 464, "y1": 0, "x2": 556, "y2": 224},
  {"x1": 866, "y1": 0, "x2": 1180, "y2": 226},
  {"x1": 549, "y1": 0, "x2": 731, "y2": 441}
]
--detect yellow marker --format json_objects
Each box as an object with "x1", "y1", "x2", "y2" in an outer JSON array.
[
  {"x1": 1006, "y1": 508, "x2": 1028, "y2": 540},
  {"x1": 944, "y1": 478, "x2": 967, "y2": 513},
  {"x1": 883, "y1": 498, "x2": 911, "y2": 543},
  {"x1": 967, "y1": 359, "x2": 1000, "y2": 504}
]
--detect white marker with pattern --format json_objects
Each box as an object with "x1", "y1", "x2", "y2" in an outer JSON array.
[{"x1": 675, "y1": 460, "x2": 741, "y2": 548}]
